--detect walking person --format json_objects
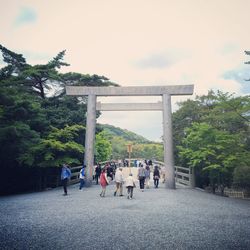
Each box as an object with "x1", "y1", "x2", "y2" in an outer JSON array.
[
  {"x1": 95, "y1": 164, "x2": 101, "y2": 185},
  {"x1": 125, "y1": 173, "x2": 136, "y2": 199},
  {"x1": 138, "y1": 164, "x2": 146, "y2": 191},
  {"x1": 114, "y1": 167, "x2": 124, "y2": 196},
  {"x1": 61, "y1": 164, "x2": 71, "y2": 195},
  {"x1": 145, "y1": 165, "x2": 151, "y2": 189},
  {"x1": 106, "y1": 164, "x2": 114, "y2": 181},
  {"x1": 79, "y1": 165, "x2": 86, "y2": 190},
  {"x1": 100, "y1": 168, "x2": 109, "y2": 197},
  {"x1": 153, "y1": 166, "x2": 160, "y2": 188}
]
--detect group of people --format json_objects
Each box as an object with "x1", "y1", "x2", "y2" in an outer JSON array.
[
  {"x1": 61, "y1": 161, "x2": 166, "y2": 198},
  {"x1": 61, "y1": 163, "x2": 86, "y2": 195},
  {"x1": 137, "y1": 164, "x2": 162, "y2": 190},
  {"x1": 99, "y1": 163, "x2": 166, "y2": 199},
  {"x1": 99, "y1": 166, "x2": 136, "y2": 199},
  {"x1": 94, "y1": 162, "x2": 116, "y2": 185}
]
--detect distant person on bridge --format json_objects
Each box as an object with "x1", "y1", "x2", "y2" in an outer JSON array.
[
  {"x1": 100, "y1": 168, "x2": 109, "y2": 197},
  {"x1": 61, "y1": 164, "x2": 71, "y2": 196},
  {"x1": 145, "y1": 165, "x2": 151, "y2": 189},
  {"x1": 138, "y1": 165, "x2": 146, "y2": 191},
  {"x1": 153, "y1": 166, "x2": 160, "y2": 188},
  {"x1": 114, "y1": 167, "x2": 124, "y2": 196},
  {"x1": 106, "y1": 163, "x2": 114, "y2": 181},
  {"x1": 79, "y1": 165, "x2": 86, "y2": 190},
  {"x1": 95, "y1": 164, "x2": 102, "y2": 185}
]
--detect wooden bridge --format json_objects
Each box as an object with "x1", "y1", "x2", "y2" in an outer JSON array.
[{"x1": 68, "y1": 159, "x2": 193, "y2": 188}]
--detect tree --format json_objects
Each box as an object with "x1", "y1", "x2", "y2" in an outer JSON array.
[
  {"x1": 0, "y1": 44, "x2": 69, "y2": 98},
  {"x1": 33, "y1": 125, "x2": 85, "y2": 167},
  {"x1": 0, "y1": 86, "x2": 47, "y2": 167},
  {"x1": 178, "y1": 122, "x2": 246, "y2": 193},
  {"x1": 233, "y1": 165, "x2": 250, "y2": 190},
  {"x1": 95, "y1": 131, "x2": 112, "y2": 163}
]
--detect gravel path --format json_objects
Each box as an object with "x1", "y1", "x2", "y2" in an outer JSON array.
[{"x1": 0, "y1": 181, "x2": 249, "y2": 250}]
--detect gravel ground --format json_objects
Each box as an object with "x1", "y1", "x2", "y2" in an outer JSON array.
[{"x1": 0, "y1": 181, "x2": 249, "y2": 250}]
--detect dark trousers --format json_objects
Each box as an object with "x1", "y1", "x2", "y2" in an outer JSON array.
[
  {"x1": 139, "y1": 177, "x2": 145, "y2": 189},
  {"x1": 62, "y1": 178, "x2": 68, "y2": 194},
  {"x1": 154, "y1": 178, "x2": 159, "y2": 188},
  {"x1": 79, "y1": 179, "x2": 85, "y2": 189},
  {"x1": 127, "y1": 186, "x2": 134, "y2": 198},
  {"x1": 95, "y1": 175, "x2": 100, "y2": 184}
]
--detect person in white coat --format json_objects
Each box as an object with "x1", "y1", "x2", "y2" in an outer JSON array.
[
  {"x1": 114, "y1": 167, "x2": 124, "y2": 196},
  {"x1": 125, "y1": 173, "x2": 136, "y2": 199}
]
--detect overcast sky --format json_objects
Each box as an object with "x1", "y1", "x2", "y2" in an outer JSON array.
[{"x1": 1, "y1": 0, "x2": 250, "y2": 141}]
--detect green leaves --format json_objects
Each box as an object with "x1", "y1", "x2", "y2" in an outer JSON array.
[
  {"x1": 33, "y1": 125, "x2": 85, "y2": 167},
  {"x1": 173, "y1": 90, "x2": 250, "y2": 189},
  {"x1": 95, "y1": 131, "x2": 112, "y2": 163}
]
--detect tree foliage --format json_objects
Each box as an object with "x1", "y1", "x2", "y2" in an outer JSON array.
[
  {"x1": 0, "y1": 45, "x2": 116, "y2": 172},
  {"x1": 95, "y1": 131, "x2": 112, "y2": 163},
  {"x1": 174, "y1": 91, "x2": 250, "y2": 191},
  {"x1": 100, "y1": 124, "x2": 163, "y2": 161}
]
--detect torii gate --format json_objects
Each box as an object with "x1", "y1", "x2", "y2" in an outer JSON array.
[{"x1": 66, "y1": 85, "x2": 194, "y2": 189}]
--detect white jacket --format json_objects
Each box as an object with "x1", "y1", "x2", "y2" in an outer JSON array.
[
  {"x1": 125, "y1": 176, "x2": 135, "y2": 187},
  {"x1": 115, "y1": 170, "x2": 124, "y2": 183}
]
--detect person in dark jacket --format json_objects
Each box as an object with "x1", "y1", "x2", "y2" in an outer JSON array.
[
  {"x1": 137, "y1": 165, "x2": 146, "y2": 191},
  {"x1": 95, "y1": 164, "x2": 102, "y2": 185},
  {"x1": 153, "y1": 166, "x2": 160, "y2": 188}
]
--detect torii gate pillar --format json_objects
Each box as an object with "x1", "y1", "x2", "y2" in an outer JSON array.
[
  {"x1": 162, "y1": 94, "x2": 175, "y2": 189},
  {"x1": 84, "y1": 94, "x2": 96, "y2": 186}
]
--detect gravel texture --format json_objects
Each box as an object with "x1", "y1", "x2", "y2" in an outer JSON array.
[{"x1": 0, "y1": 181, "x2": 249, "y2": 250}]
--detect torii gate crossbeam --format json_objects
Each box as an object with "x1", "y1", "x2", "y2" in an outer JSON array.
[{"x1": 66, "y1": 85, "x2": 194, "y2": 189}]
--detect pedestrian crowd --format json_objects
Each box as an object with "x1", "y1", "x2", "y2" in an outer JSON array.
[{"x1": 60, "y1": 160, "x2": 166, "y2": 199}]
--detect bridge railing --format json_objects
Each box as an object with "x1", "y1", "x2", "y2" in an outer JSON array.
[
  {"x1": 151, "y1": 160, "x2": 191, "y2": 187},
  {"x1": 69, "y1": 166, "x2": 82, "y2": 185}
]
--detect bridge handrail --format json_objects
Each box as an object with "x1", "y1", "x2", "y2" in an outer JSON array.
[
  {"x1": 153, "y1": 160, "x2": 191, "y2": 186},
  {"x1": 69, "y1": 165, "x2": 82, "y2": 185}
]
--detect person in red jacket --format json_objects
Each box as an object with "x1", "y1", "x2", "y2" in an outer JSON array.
[{"x1": 100, "y1": 168, "x2": 109, "y2": 197}]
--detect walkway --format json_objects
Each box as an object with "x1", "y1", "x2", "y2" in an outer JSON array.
[{"x1": 0, "y1": 181, "x2": 249, "y2": 250}]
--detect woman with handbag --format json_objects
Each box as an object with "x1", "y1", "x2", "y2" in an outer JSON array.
[{"x1": 153, "y1": 166, "x2": 160, "y2": 188}]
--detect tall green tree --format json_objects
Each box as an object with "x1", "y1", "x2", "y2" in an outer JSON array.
[
  {"x1": 0, "y1": 45, "x2": 69, "y2": 98},
  {"x1": 95, "y1": 131, "x2": 112, "y2": 163},
  {"x1": 178, "y1": 122, "x2": 246, "y2": 193}
]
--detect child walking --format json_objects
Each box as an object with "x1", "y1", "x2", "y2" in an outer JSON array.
[
  {"x1": 125, "y1": 173, "x2": 136, "y2": 199},
  {"x1": 100, "y1": 168, "x2": 109, "y2": 197}
]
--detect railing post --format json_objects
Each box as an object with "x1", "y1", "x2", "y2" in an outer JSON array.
[{"x1": 190, "y1": 166, "x2": 195, "y2": 188}]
